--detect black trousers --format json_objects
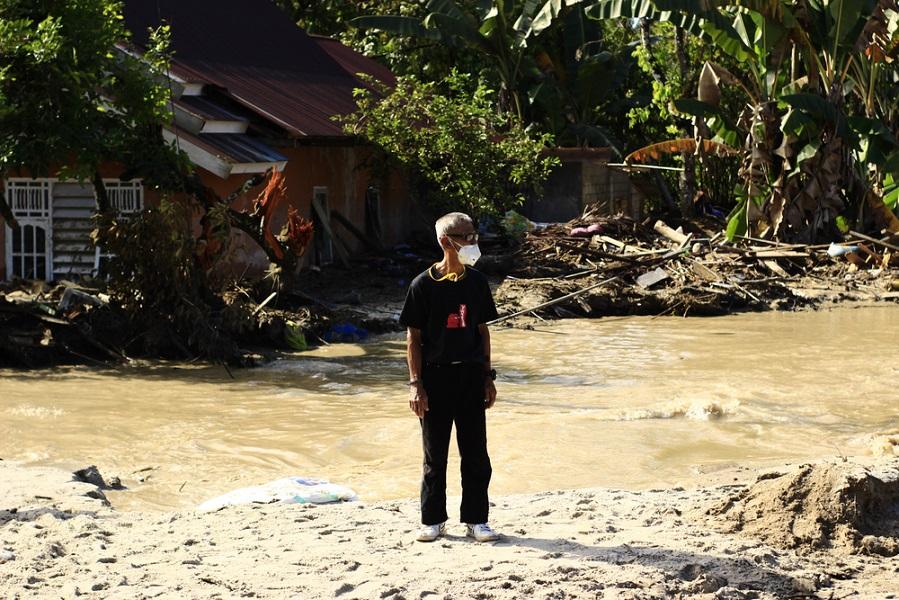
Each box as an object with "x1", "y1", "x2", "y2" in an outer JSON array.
[{"x1": 420, "y1": 362, "x2": 492, "y2": 525}]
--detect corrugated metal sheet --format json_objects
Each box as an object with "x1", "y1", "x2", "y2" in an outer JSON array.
[
  {"x1": 176, "y1": 96, "x2": 249, "y2": 123},
  {"x1": 200, "y1": 133, "x2": 287, "y2": 164},
  {"x1": 166, "y1": 125, "x2": 286, "y2": 165},
  {"x1": 124, "y1": 0, "x2": 392, "y2": 137},
  {"x1": 311, "y1": 35, "x2": 396, "y2": 90}
]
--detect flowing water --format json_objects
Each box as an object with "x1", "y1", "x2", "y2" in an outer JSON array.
[{"x1": 2, "y1": 305, "x2": 898, "y2": 512}]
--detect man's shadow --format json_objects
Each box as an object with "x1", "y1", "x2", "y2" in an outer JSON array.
[{"x1": 487, "y1": 534, "x2": 800, "y2": 595}]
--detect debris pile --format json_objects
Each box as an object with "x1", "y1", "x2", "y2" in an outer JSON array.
[
  {"x1": 0, "y1": 281, "x2": 328, "y2": 368},
  {"x1": 492, "y1": 209, "x2": 899, "y2": 323},
  {"x1": 0, "y1": 281, "x2": 126, "y2": 368}
]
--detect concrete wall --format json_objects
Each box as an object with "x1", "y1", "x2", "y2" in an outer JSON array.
[{"x1": 522, "y1": 148, "x2": 646, "y2": 223}]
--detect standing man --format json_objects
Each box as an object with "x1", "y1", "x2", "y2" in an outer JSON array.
[{"x1": 400, "y1": 212, "x2": 500, "y2": 543}]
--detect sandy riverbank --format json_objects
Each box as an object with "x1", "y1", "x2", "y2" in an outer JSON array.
[{"x1": 1, "y1": 458, "x2": 898, "y2": 599}]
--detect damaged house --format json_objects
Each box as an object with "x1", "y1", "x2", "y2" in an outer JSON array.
[{"x1": 0, "y1": 0, "x2": 413, "y2": 282}]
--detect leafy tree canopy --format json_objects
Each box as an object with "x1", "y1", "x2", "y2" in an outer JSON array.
[
  {"x1": 341, "y1": 72, "x2": 559, "y2": 218},
  {"x1": 0, "y1": 0, "x2": 178, "y2": 189}
]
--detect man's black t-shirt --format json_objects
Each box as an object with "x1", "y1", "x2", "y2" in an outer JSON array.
[{"x1": 399, "y1": 266, "x2": 498, "y2": 365}]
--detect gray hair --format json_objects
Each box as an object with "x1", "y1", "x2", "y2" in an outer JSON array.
[{"x1": 435, "y1": 212, "x2": 473, "y2": 243}]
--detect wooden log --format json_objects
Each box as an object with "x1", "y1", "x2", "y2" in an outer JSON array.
[
  {"x1": 753, "y1": 250, "x2": 809, "y2": 258},
  {"x1": 311, "y1": 196, "x2": 350, "y2": 268},
  {"x1": 654, "y1": 220, "x2": 690, "y2": 245},
  {"x1": 690, "y1": 261, "x2": 720, "y2": 282},
  {"x1": 760, "y1": 259, "x2": 789, "y2": 278},
  {"x1": 331, "y1": 209, "x2": 383, "y2": 251},
  {"x1": 486, "y1": 276, "x2": 620, "y2": 325}
]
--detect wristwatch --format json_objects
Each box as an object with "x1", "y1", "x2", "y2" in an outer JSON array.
[{"x1": 486, "y1": 368, "x2": 497, "y2": 381}]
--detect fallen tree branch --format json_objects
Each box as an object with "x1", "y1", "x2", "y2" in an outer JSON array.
[{"x1": 848, "y1": 230, "x2": 899, "y2": 253}]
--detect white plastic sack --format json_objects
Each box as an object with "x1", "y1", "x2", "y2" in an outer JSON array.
[{"x1": 198, "y1": 476, "x2": 357, "y2": 512}]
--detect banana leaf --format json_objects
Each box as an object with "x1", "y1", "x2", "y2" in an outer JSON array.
[
  {"x1": 349, "y1": 16, "x2": 439, "y2": 39},
  {"x1": 725, "y1": 196, "x2": 748, "y2": 240},
  {"x1": 585, "y1": 0, "x2": 706, "y2": 37},
  {"x1": 827, "y1": 0, "x2": 870, "y2": 48},
  {"x1": 780, "y1": 93, "x2": 851, "y2": 139},
  {"x1": 424, "y1": 13, "x2": 494, "y2": 52},
  {"x1": 428, "y1": 0, "x2": 471, "y2": 22},
  {"x1": 625, "y1": 138, "x2": 739, "y2": 163},
  {"x1": 884, "y1": 173, "x2": 899, "y2": 211},
  {"x1": 847, "y1": 116, "x2": 899, "y2": 166}
]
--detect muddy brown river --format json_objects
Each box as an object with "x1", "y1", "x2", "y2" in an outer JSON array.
[{"x1": 2, "y1": 305, "x2": 898, "y2": 511}]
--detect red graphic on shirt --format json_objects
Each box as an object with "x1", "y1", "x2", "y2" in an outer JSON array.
[{"x1": 446, "y1": 304, "x2": 468, "y2": 329}]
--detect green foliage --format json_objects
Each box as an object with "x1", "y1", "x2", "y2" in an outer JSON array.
[
  {"x1": 341, "y1": 72, "x2": 558, "y2": 217},
  {"x1": 0, "y1": 0, "x2": 178, "y2": 181},
  {"x1": 95, "y1": 199, "x2": 243, "y2": 361},
  {"x1": 273, "y1": 0, "x2": 476, "y2": 84},
  {"x1": 352, "y1": 0, "x2": 543, "y2": 118},
  {"x1": 725, "y1": 196, "x2": 748, "y2": 241}
]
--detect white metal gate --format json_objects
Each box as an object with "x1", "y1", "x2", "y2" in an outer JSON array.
[{"x1": 4, "y1": 179, "x2": 52, "y2": 280}]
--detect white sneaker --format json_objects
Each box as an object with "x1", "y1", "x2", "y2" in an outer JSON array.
[
  {"x1": 466, "y1": 523, "x2": 499, "y2": 542},
  {"x1": 416, "y1": 522, "x2": 447, "y2": 542}
]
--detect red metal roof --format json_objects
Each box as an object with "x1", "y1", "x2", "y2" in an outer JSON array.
[
  {"x1": 310, "y1": 35, "x2": 396, "y2": 91},
  {"x1": 124, "y1": 0, "x2": 393, "y2": 137}
]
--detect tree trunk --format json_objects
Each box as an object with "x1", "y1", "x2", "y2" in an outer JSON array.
[
  {"x1": 92, "y1": 172, "x2": 111, "y2": 214},
  {"x1": 184, "y1": 171, "x2": 300, "y2": 297},
  {"x1": 639, "y1": 19, "x2": 665, "y2": 84},
  {"x1": 0, "y1": 185, "x2": 17, "y2": 229},
  {"x1": 675, "y1": 26, "x2": 696, "y2": 218}
]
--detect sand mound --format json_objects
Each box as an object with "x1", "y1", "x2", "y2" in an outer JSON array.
[{"x1": 697, "y1": 461, "x2": 899, "y2": 555}]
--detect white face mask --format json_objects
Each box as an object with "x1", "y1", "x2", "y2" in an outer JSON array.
[{"x1": 455, "y1": 242, "x2": 481, "y2": 266}]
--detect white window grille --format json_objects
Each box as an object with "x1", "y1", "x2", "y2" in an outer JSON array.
[
  {"x1": 7, "y1": 179, "x2": 51, "y2": 218},
  {"x1": 4, "y1": 179, "x2": 52, "y2": 280},
  {"x1": 104, "y1": 180, "x2": 144, "y2": 214},
  {"x1": 95, "y1": 180, "x2": 144, "y2": 275}
]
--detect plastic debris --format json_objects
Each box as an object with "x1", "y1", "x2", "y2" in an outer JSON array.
[
  {"x1": 501, "y1": 210, "x2": 534, "y2": 240},
  {"x1": 324, "y1": 323, "x2": 368, "y2": 343},
  {"x1": 197, "y1": 477, "x2": 358, "y2": 512},
  {"x1": 827, "y1": 242, "x2": 860, "y2": 257}
]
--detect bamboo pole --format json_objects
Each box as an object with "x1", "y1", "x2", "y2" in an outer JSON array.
[{"x1": 486, "y1": 276, "x2": 619, "y2": 326}]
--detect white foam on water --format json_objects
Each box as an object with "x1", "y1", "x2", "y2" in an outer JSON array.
[
  {"x1": 320, "y1": 382, "x2": 355, "y2": 392},
  {"x1": 263, "y1": 360, "x2": 347, "y2": 375},
  {"x1": 849, "y1": 431, "x2": 899, "y2": 456},
  {"x1": 6, "y1": 404, "x2": 64, "y2": 418},
  {"x1": 617, "y1": 400, "x2": 736, "y2": 422}
]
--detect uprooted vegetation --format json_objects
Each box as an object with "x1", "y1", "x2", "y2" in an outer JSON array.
[{"x1": 0, "y1": 249, "x2": 427, "y2": 369}]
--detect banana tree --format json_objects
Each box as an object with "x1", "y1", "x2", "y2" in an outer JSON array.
[
  {"x1": 353, "y1": 0, "x2": 544, "y2": 118},
  {"x1": 588, "y1": 0, "x2": 899, "y2": 241},
  {"x1": 524, "y1": 2, "x2": 638, "y2": 150}
]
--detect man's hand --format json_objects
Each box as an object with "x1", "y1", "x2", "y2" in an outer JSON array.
[
  {"x1": 410, "y1": 382, "x2": 429, "y2": 417},
  {"x1": 484, "y1": 379, "x2": 497, "y2": 409}
]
